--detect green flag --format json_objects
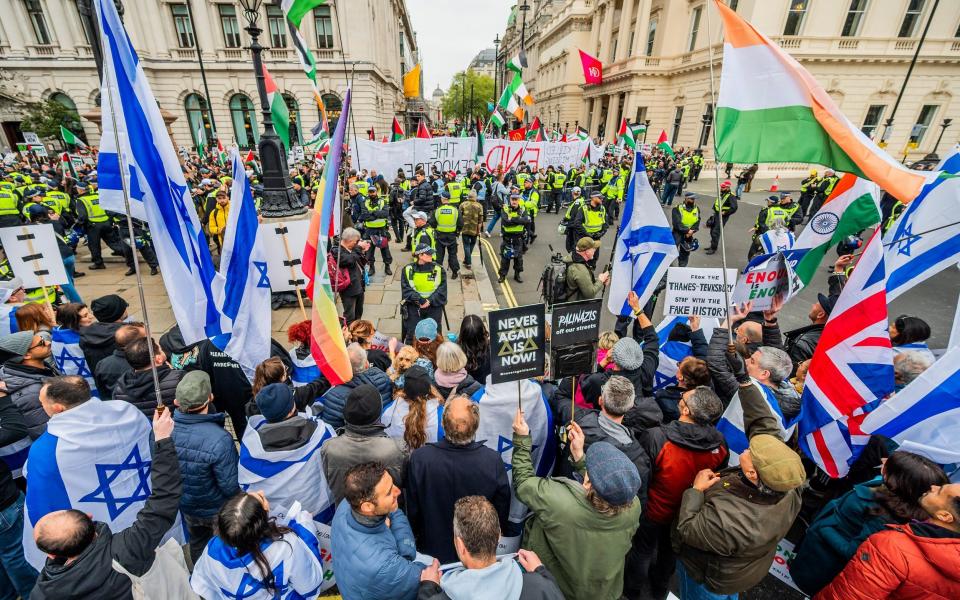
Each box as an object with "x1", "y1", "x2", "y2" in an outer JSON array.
[
  {"x1": 60, "y1": 125, "x2": 87, "y2": 149},
  {"x1": 281, "y1": 0, "x2": 325, "y2": 28},
  {"x1": 262, "y1": 64, "x2": 290, "y2": 151}
]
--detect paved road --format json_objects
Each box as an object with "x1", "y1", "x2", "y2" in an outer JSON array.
[{"x1": 482, "y1": 176, "x2": 960, "y2": 347}]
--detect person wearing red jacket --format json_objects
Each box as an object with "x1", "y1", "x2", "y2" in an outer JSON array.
[
  {"x1": 623, "y1": 386, "x2": 728, "y2": 600},
  {"x1": 817, "y1": 482, "x2": 960, "y2": 600}
]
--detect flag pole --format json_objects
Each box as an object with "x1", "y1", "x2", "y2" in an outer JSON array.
[{"x1": 705, "y1": 1, "x2": 735, "y2": 347}]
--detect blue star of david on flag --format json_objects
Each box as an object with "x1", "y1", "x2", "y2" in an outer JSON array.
[
  {"x1": 497, "y1": 435, "x2": 514, "y2": 471},
  {"x1": 894, "y1": 222, "x2": 917, "y2": 257},
  {"x1": 254, "y1": 261, "x2": 271, "y2": 288},
  {"x1": 54, "y1": 347, "x2": 92, "y2": 378},
  {"x1": 79, "y1": 445, "x2": 151, "y2": 520},
  {"x1": 221, "y1": 562, "x2": 287, "y2": 599}
]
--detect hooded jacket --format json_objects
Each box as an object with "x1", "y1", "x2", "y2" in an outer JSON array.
[
  {"x1": 412, "y1": 179, "x2": 437, "y2": 213},
  {"x1": 171, "y1": 410, "x2": 240, "y2": 519},
  {"x1": 784, "y1": 323, "x2": 824, "y2": 367},
  {"x1": 322, "y1": 422, "x2": 408, "y2": 506},
  {"x1": 112, "y1": 366, "x2": 184, "y2": 420},
  {"x1": 1, "y1": 360, "x2": 57, "y2": 438},
  {"x1": 816, "y1": 522, "x2": 960, "y2": 600},
  {"x1": 79, "y1": 321, "x2": 123, "y2": 372},
  {"x1": 319, "y1": 367, "x2": 393, "y2": 429},
  {"x1": 417, "y1": 559, "x2": 565, "y2": 600},
  {"x1": 562, "y1": 253, "x2": 604, "y2": 302}
]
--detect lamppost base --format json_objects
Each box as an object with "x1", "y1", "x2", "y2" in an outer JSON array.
[{"x1": 257, "y1": 135, "x2": 306, "y2": 218}]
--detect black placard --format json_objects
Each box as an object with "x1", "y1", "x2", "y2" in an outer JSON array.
[
  {"x1": 550, "y1": 298, "x2": 603, "y2": 348},
  {"x1": 488, "y1": 304, "x2": 546, "y2": 384}
]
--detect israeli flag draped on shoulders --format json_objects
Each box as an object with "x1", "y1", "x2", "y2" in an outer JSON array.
[
  {"x1": 289, "y1": 348, "x2": 320, "y2": 387},
  {"x1": 50, "y1": 327, "x2": 99, "y2": 397},
  {"x1": 885, "y1": 145, "x2": 960, "y2": 301},
  {"x1": 191, "y1": 502, "x2": 335, "y2": 599},
  {"x1": 0, "y1": 305, "x2": 18, "y2": 335},
  {"x1": 22, "y1": 399, "x2": 182, "y2": 569},
  {"x1": 652, "y1": 316, "x2": 718, "y2": 392},
  {"x1": 95, "y1": 0, "x2": 222, "y2": 345},
  {"x1": 382, "y1": 396, "x2": 445, "y2": 444},
  {"x1": 716, "y1": 379, "x2": 796, "y2": 466},
  {"x1": 210, "y1": 150, "x2": 272, "y2": 372},
  {"x1": 238, "y1": 414, "x2": 337, "y2": 524},
  {"x1": 607, "y1": 154, "x2": 678, "y2": 316},
  {"x1": 760, "y1": 229, "x2": 795, "y2": 255}
]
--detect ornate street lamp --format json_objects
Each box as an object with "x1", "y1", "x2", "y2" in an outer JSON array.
[
  {"x1": 237, "y1": 0, "x2": 305, "y2": 217},
  {"x1": 933, "y1": 118, "x2": 953, "y2": 156}
]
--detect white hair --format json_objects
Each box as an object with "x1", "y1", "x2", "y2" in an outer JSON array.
[
  {"x1": 600, "y1": 375, "x2": 635, "y2": 416},
  {"x1": 346, "y1": 343, "x2": 368, "y2": 372},
  {"x1": 341, "y1": 227, "x2": 361, "y2": 241},
  {"x1": 894, "y1": 350, "x2": 934, "y2": 386},
  {"x1": 756, "y1": 346, "x2": 793, "y2": 384}
]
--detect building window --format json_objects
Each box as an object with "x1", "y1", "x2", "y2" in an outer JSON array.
[
  {"x1": 321, "y1": 92, "x2": 342, "y2": 131},
  {"x1": 185, "y1": 93, "x2": 212, "y2": 150},
  {"x1": 671, "y1": 106, "x2": 684, "y2": 146},
  {"x1": 729, "y1": 0, "x2": 739, "y2": 11},
  {"x1": 860, "y1": 104, "x2": 885, "y2": 138},
  {"x1": 909, "y1": 104, "x2": 938, "y2": 145},
  {"x1": 219, "y1": 4, "x2": 242, "y2": 49},
  {"x1": 899, "y1": 0, "x2": 925, "y2": 37},
  {"x1": 24, "y1": 0, "x2": 52, "y2": 44},
  {"x1": 172, "y1": 4, "x2": 195, "y2": 49},
  {"x1": 841, "y1": 0, "x2": 868, "y2": 36},
  {"x1": 783, "y1": 0, "x2": 809, "y2": 36},
  {"x1": 628, "y1": 22, "x2": 636, "y2": 56},
  {"x1": 699, "y1": 103, "x2": 714, "y2": 148},
  {"x1": 50, "y1": 92, "x2": 87, "y2": 143},
  {"x1": 610, "y1": 33, "x2": 618, "y2": 62},
  {"x1": 230, "y1": 93, "x2": 259, "y2": 148},
  {"x1": 266, "y1": 5, "x2": 287, "y2": 48},
  {"x1": 315, "y1": 6, "x2": 334, "y2": 49},
  {"x1": 283, "y1": 94, "x2": 302, "y2": 145},
  {"x1": 645, "y1": 18, "x2": 657, "y2": 55},
  {"x1": 688, "y1": 6, "x2": 702, "y2": 52}
]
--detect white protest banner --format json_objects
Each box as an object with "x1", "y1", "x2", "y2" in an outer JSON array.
[
  {"x1": 351, "y1": 137, "x2": 477, "y2": 179},
  {"x1": 0, "y1": 224, "x2": 69, "y2": 288},
  {"x1": 768, "y1": 538, "x2": 803, "y2": 593},
  {"x1": 258, "y1": 219, "x2": 310, "y2": 292},
  {"x1": 731, "y1": 253, "x2": 793, "y2": 310},
  {"x1": 664, "y1": 267, "x2": 737, "y2": 318},
  {"x1": 480, "y1": 140, "x2": 590, "y2": 172}
]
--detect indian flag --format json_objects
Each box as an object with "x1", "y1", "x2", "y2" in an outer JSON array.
[
  {"x1": 262, "y1": 64, "x2": 291, "y2": 151},
  {"x1": 490, "y1": 109, "x2": 505, "y2": 129},
  {"x1": 60, "y1": 125, "x2": 87, "y2": 149},
  {"x1": 617, "y1": 118, "x2": 636, "y2": 149},
  {"x1": 714, "y1": 0, "x2": 930, "y2": 203},
  {"x1": 782, "y1": 174, "x2": 881, "y2": 286},
  {"x1": 391, "y1": 117, "x2": 404, "y2": 141},
  {"x1": 656, "y1": 130, "x2": 674, "y2": 158},
  {"x1": 281, "y1": 0, "x2": 325, "y2": 28}
]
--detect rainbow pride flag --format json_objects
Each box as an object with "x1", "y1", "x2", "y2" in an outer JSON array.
[{"x1": 302, "y1": 89, "x2": 352, "y2": 385}]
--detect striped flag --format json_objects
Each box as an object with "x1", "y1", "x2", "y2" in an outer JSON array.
[
  {"x1": 391, "y1": 116, "x2": 404, "y2": 141},
  {"x1": 526, "y1": 117, "x2": 543, "y2": 141},
  {"x1": 576, "y1": 126, "x2": 590, "y2": 141},
  {"x1": 262, "y1": 64, "x2": 291, "y2": 151},
  {"x1": 656, "y1": 130, "x2": 673, "y2": 157},
  {"x1": 651, "y1": 316, "x2": 717, "y2": 391},
  {"x1": 490, "y1": 109, "x2": 506, "y2": 129},
  {"x1": 498, "y1": 72, "x2": 530, "y2": 120},
  {"x1": 416, "y1": 119, "x2": 432, "y2": 139},
  {"x1": 302, "y1": 89, "x2": 352, "y2": 385},
  {"x1": 281, "y1": 0, "x2": 325, "y2": 28},
  {"x1": 60, "y1": 125, "x2": 87, "y2": 149},
  {"x1": 216, "y1": 138, "x2": 228, "y2": 167},
  {"x1": 617, "y1": 118, "x2": 636, "y2": 149},
  {"x1": 288, "y1": 18, "x2": 330, "y2": 142},
  {"x1": 194, "y1": 122, "x2": 205, "y2": 155},
  {"x1": 718, "y1": 381, "x2": 796, "y2": 465},
  {"x1": 713, "y1": 0, "x2": 933, "y2": 203},
  {"x1": 505, "y1": 49, "x2": 527, "y2": 73},
  {"x1": 798, "y1": 228, "x2": 894, "y2": 478}
]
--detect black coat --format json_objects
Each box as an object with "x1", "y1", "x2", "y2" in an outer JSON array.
[
  {"x1": 112, "y1": 366, "x2": 184, "y2": 419},
  {"x1": 79, "y1": 322, "x2": 123, "y2": 373},
  {"x1": 93, "y1": 349, "x2": 132, "y2": 400},
  {"x1": 335, "y1": 244, "x2": 366, "y2": 297},
  {"x1": 412, "y1": 180, "x2": 436, "y2": 213},
  {"x1": 0, "y1": 395, "x2": 28, "y2": 511}
]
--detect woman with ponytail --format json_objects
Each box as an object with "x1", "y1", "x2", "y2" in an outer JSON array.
[{"x1": 382, "y1": 365, "x2": 444, "y2": 450}]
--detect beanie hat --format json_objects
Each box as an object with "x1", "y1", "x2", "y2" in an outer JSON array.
[
  {"x1": 91, "y1": 294, "x2": 129, "y2": 323},
  {"x1": 343, "y1": 384, "x2": 383, "y2": 426},
  {"x1": 749, "y1": 434, "x2": 806, "y2": 492},
  {"x1": 255, "y1": 383, "x2": 295, "y2": 423},
  {"x1": 0, "y1": 331, "x2": 35, "y2": 358},
  {"x1": 610, "y1": 337, "x2": 644, "y2": 371},
  {"x1": 175, "y1": 371, "x2": 212, "y2": 412},
  {"x1": 415, "y1": 318, "x2": 438, "y2": 341},
  {"x1": 585, "y1": 442, "x2": 641, "y2": 506},
  {"x1": 402, "y1": 365, "x2": 432, "y2": 400}
]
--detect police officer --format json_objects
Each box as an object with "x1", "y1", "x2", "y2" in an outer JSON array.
[
  {"x1": 75, "y1": 182, "x2": 135, "y2": 274},
  {"x1": 400, "y1": 243, "x2": 447, "y2": 343},
  {"x1": 748, "y1": 195, "x2": 786, "y2": 259},
  {"x1": 410, "y1": 211, "x2": 437, "y2": 255},
  {"x1": 430, "y1": 191, "x2": 462, "y2": 278},
  {"x1": 520, "y1": 179, "x2": 540, "y2": 243},
  {"x1": 809, "y1": 168, "x2": 840, "y2": 217},
  {"x1": 360, "y1": 186, "x2": 393, "y2": 276},
  {"x1": 561, "y1": 187, "x2": 585, "y2": 252},
  {"x1": 672, "y1": 192, "x2": 700, "y2": 267},
  {"x1": 346, "y1": 183, "x2": 365, "y2": 226},
  {"x1": 798, "y1": 169, "x2": 819, "y2": 216},
  {"x1": 601, "y1": 166, "x2": 625, "y2": 222},
  {"x1": 778, "y1": 191, "x2": 803, "y2": 232},
  {"x1": 569, "y1": 191, "x2": 608, "y2": 248},
  {"x1": 705, "y1": 180, "x2": 739, "y2": 255},
  {"x1": 0, "y1": 177, "x2": 21, "y2": 227},
  {"x1": 548, "y1": 166, "x2": 566, "y2": 213},
  {"x1": 444, "y1": 171, "x2": 464, "y2": 206},
  {"x1": 498, "y1": 193, "x2": 531, "y2": 283}
]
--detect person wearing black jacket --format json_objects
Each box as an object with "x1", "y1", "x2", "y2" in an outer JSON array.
[
  {"x1": 654, "y1": 316, "x2": 711, "y2": 422},
  {"x1": 31, "y1": 409, "x2": 183, "y2": 600},
  {"x1": 80, "y1": 294, "x2": 129, "y2": 372},
  {"x1": 93, "y1": 323, "x2": 144, "y2": 400},
  {"x1": 0, "y1": 388, "x2": 39, "y2": 598},
  {"x1": 335, "y1": 228, "x2": 369, "y2": 324},
  {"x1": 111, "y1": 337, "x2": 184, "y2": 419},
  {"x1": 406, "y1": 171, "x2": 436, "y2": 249}
]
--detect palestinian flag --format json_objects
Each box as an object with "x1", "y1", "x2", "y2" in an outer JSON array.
[
  {"x1": 281, "y1": 0, "x2": 325, "y2": 28},
  {"x1": 526, "y1": 117, "x2": 542, "y2": 141},
  {"x1": 262, "y1": 64, "x2": 291, "y2": 151},
  {"x1": 416, "y1": 120, "x2": 432, "y2": 139},
  {"x1": 194, "y1": 122, "x2": 205, "y2": 155},
  {"x1": 617, "y1": 118, "x2": 636, "y2": 149},
  {"x1": 506, "y1": 49, "x2": 528, "y2": 73},
  {"x1": 581, "y1": 144, "x2": 590, "y2": 165},
  {"x1": 60, "y1": 152, "x2": 79, "y2": 179},
  {"x1": 475, "y1": 119, "x2": 485, "y2": 160},
  {"x1": 60, "y1": 125, "x2": 87, "y2": 149},
  {"x1": 288, "y1": 19, "x2": 329, "y2": 142},
  {"x1": 630, "y1": 122, "x2": 646, "y2": 139},
  {"x1": 217, "y1": 139, "x2": 228, "y2": 167},
  {"x1": 576, "y1": 126, "x2": 590, "y2": 141},
  {"x1": 490, "y1": 109, "x2": 506, "y2": 129},
  {"x1": 656, "y1": 130, "x2": 674, "y2": 158},
  {"x1": 391, "y1": 117, "x2": 404, "y2": 141}
]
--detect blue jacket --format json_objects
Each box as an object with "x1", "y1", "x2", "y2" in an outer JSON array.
[
  {"x1": 171, "y1": 410, "x2": 240, "y2": 518},
  {"x1": 331, "y1": 500, "x2": 424, "y2": 600},
  {"x1": 318, "y1": 367, "x2": 393, "y2": 429}
]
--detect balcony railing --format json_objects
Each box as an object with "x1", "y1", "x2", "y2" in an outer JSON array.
[
  {"x1": 222, "y1": 48, "x2": 243, "y2": 60},
  {"x1": 28, "y1": 44, "x2": 57, "y2": 57},
  {"x1": 268, "y1": 48, "x2": 290, "y2": 60}
]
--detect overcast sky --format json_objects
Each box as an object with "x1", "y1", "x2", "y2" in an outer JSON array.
[{"x1": 406, "y1": 0, "x2": 515, "y2": 94}]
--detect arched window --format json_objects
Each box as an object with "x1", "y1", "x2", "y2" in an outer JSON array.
[
  {"x1": 49, "y1": 92, "x2": 87, "y2": 144},
  {"x1": 184, "y1": 93, "x2": 213, "y2": 151},
  {"x1": 282, "y1": 93, "x2": 302, "y2": 145},
  {"x1": 93, "y1": 92, "x2": 101, "y2": 108},
  {"x1": 229, "y1": 93, "x2": 258, "y2": 149},
  {"x1": 321, "y1": 93, "x2": 342, "y2": 133}
]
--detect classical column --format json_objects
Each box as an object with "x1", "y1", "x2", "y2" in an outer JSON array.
[
  {"x1": 634, "y1": 0, "x2": 652, "y2": 57},
  {"x1": 588, "y1": 96, "x2": 602, "y2": 135},
  {"x1": 604, "y1": 93, "x2": 620, "y2": 142},
  {"x1": 599, "y1": 1, "x2": 616, "y2": 61},
  {"x1": 615, "y1": 0, "x2": 636, "y2": 61}
]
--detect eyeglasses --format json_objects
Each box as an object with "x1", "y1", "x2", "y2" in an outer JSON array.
[{"x1": 28, "y1": 338, "x2": 49, "y2": 350}]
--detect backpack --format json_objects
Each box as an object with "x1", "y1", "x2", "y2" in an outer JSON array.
[
  {"x1": 327, "y1": 251, "x2": 352, "y2": 292},
  {"x1": 540, "y1": 257, "x2": 572, "y2": 307}
]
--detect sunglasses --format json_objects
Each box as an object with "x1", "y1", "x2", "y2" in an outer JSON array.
[{"x1": 28, "y1": 338, "x2": 49, "y2": 350}]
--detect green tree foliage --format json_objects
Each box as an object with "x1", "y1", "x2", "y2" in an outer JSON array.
[
  {"x1": 20, "y1": 99, "x2": 84, "y2": 140},
  {"x1": 441, "y1": 70, "x2": 495, "y2": 124}
]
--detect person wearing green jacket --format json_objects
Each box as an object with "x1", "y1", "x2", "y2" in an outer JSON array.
[
  {"x1": 512, "y1": 408, "x2": 642, "y2": 600},
  {"x1": 562, "y1": 237, "x2": 610, "y2": 302}
]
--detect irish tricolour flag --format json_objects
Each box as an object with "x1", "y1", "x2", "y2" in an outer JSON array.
[{"x1": 713, "y1": 0, "x2": 931, "y2": 203}]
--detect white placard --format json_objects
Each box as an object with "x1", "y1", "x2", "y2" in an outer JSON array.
[
  {"x1": 479, "y1": 140, "x2": 591, "y2": 173},
  {"x1": 257, "y1": 219, "x2": 310, "y2": 292},
  {"x1": 730, "y1": 253, "x2": 793, "y2": 310},
  {"x1": 768, "y1": 538, "x2": 803, "y2": 592},
  {"x1": 0, "y1": 224, "x2": 69, "y2": 288},
  {"x1": 23, "y1": 132, "x2": 41, "y2": 145},
  {"x1": 663, "y1": 267, "x2": 737, "y2": 318}
]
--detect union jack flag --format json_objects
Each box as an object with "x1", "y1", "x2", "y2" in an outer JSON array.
[{"x1": 798, "y1": 227, "x2": 894, "y2": 477}]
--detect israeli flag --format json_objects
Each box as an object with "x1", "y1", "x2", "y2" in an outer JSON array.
[
  {"x1": 50, "y1": 327, "x2": 99, "y2": 398},
  {"x1": 95, "y1": 0, "x2": 222, "y2": 345},
  {"x1": 885, "y1": 146, "x2": 960, "y2": 301},
  {"x1": 22, "y1": 399, "x2": 181, "y2": 569},
  {"x1": 862, "y1": 344, "x2": 960, "y2": 466},
  {"x1": 652, "y1": 316, "x2": 718, "y2": 391},
  {"x1": 716, "y1": 380, "x2": 796, "y2": 465},
  {"x1": 382, "y1": 397, "x2": 445, "y2": 445},
  {"x1": 0, "y1": 436, "x2": 30, "y2": 479},
  {"x1": 288, "y1": 348, "x2": 320, "y2": 387},
  {"x1": 0, "y1": 305, "x2": 18, "y2": 335},
  {"x1": 238, "y1": 415, "x2": 337, "y2": 524},
  {"x1": 760, "y1": 229, "x2": 795, "y2": 255},
  {"x1": 607, "y1": 153, "x2": 679, "y2": 316},
  {"x1": 210, "y1": 150, "x2": 272, "y2": 372},
  {"x1": 191, "y1": 502, "x2": 334, "y2": 599}
]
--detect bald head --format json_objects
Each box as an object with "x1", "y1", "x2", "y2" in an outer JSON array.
[
  {"x1": 736, "y1": 320, "x2": 762, "y2": 345},
  {"x1": 114, "y1": 323, "x2": 146, "y2": 349},
  {"x1": 35, "y1": 509, "x2": 96, "y2": 559},
  {"x1": 442, "y1": 395, "x2": 479, "y2": 445}
]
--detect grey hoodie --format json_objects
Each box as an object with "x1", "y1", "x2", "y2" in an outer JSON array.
[{"x1": 441, "y1": 559, "x2": 523, "y2": 600}]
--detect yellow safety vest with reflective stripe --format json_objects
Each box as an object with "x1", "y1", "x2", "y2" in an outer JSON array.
[
  {"x1": 400, "y1": 180, "x2": 411, "y2": 191},
  {"x1": 781, "y1": 203, "x2": 800, "y2": 222},
  {"x1": 434, "y1": 205, "x2": 459, "y2": 233},
  {"x1": 43, "y1": 191, "x2": 70, "y2": 214},
  {"x1": 25, "y1": 285, "x2": 57, "y2": 304},
  {"x1": 582, "y1": 204, "x2": 606, "y2": 234},
  {"x1": 0, "y1": 181, "x2": 14, "y2": 193},
  {"x1": 564, "y1": 198, "x2": 584, "y2": 221},
  {"x1": 713, "y1": 191, "x2": 734, "y2": 213},
  {"x1": 363, "y1": 197, "x2": 387, "y2": 228},
  {"x1": 404, "y1": 264, "x2": 442, "y2": 298},
  {"x1": 78, "y1": 193, "x2": 108, "y2": 223},
  {"x1": 764, "y1": 206, "x2": 789, "y2": 228},
  {"x1": 522, "y1": 191, "x2": 539, "y2": 217},
  {"x1": 822, "y1": 176, "x2": 839, "y2": 197},
  {"x1": 516, "y1": 173, "x2": 529, "y2": 189},
  {"x1": 884, "y1": 201, "x2": 905, "y2": 234},
  {"x1": 502, "y1": 207, "x2": 526, "y2": 234},
  {"x1": 413, "y1": 226, "x2": 436, "y2": 250},
  {"x1": 0, "y1": 190, "x2": 18, "y2": 216},
  {"x1": 552, "y1": 173, "x2": 566, "y2": 190},
  {"x1": 355, "y1": 181, "x2": 370, "y2": 196},
  {"x1": 446, "y1": 181, "x2": 463, "y2": 203},
  {"x1": 678, "y1": 205, "x2": 700, "y2": 228},
  {"x1": 800, "y1": 176, "x2": 818, "y2": 193},
  {"x1": 601, "y1": 170, "x2": 613, "y2": 184}
]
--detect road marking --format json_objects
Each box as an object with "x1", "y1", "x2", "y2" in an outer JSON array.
[{"x1": 479, "y1": 237, "x2": 517, "y2": 307}]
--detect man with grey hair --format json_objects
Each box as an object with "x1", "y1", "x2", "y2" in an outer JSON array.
[
  {"x1": 318, "y1": 342, "x2": 392, "y2": 429},
  {"x1": 336, "y1": 228, "x2": 369, "y2": 323},
  {"x1": 746, "y1": 345, "x2": 800, "y2": 421},
  {"x1": 894, "y1": 350, "x2": 934, "y2": 390},
  {"x1": 404, "y1": 396, "x2": 510, "y2": 563}
]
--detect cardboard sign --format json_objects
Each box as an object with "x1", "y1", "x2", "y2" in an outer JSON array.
[
  {"x1": 0, "y1": 224, "x2": 69, "y2": 288},
  {"x1": 731, "y1": 253, "x2": 791, "y2": 310},
  {"x1": 769, "y1": 538, "x2": 803, "y2": 592},
  {"x1": 489, "y1": 304, "x2": 546, "y2": 384},
  {"x1": 23, "y1": 132, "x2": 41, "y2": 145},
  {"x1": 551, "y1": 298, "x2": 602, "y2": 347},
  {"x1": 257, "y1": 219, "x2": 310, "y2": 292},
  {"x1": 663, "y1": 267, "x2": 737, "y2": 318}
]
